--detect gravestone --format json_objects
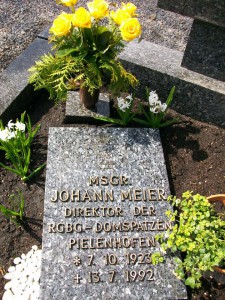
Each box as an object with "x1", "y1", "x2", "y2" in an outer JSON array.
[
  {"x1": 40, "y1": 127, "x2": 187, "y2": 299},
  {"x1": 158, "y1": 0, "x2": 225, "y2": 81}
]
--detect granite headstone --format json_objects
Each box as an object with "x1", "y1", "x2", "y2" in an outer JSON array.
[{"x1": 40, "y1": 127, "x2": 187, "y2": 299}]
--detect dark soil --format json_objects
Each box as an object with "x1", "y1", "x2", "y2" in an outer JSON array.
[
  {"x1": 212, "y1": 202, "x2": 225, "y2": 221},
  {"x1": 0, "y1": 94, "x2": 225, "y2": 300}
]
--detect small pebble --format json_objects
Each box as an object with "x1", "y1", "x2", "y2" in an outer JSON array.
[
  {"x1": 3, "y1": 246, "x2": 41, "y2": 299},
  {"x1": 7, "y1": 266, "x2": 15, "y2": 273},
  {"x1": 13, "y1": 257, "x2": 21, "y2": 265}
]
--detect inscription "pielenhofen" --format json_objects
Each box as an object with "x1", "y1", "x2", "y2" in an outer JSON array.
[{"x1": 48, "y1": 175, "x2": 171, "y2": 284}]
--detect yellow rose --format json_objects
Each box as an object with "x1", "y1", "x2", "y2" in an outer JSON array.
[
  {"x1": 72, "y1": 7, "x2": 91, "y2": 28},
  {"x1": 62, "y1": 13, "x2": 74, "y2": 22},
  {"x1": 120, "y1": 18, "x2": 141, "y2": 41},
  {"x1": 87, "y1": 0, "x2": 109, "y2": 20},
  {"x1": 60, "y1": 0, "x2": 78, "y2": 7},
  {"x1": 121, "y1": 2, "x2": 137, "y2": 16},
  {"x1": 110, "y1": 9, "x2": 131, "y2": 25},
  {"x1": 50, "y1": 13, "x2": 72, "y2": 36}
]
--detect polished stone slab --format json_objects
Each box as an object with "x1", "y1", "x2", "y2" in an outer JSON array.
[
  {"x1": 158, "y1": 0, "x2": 225, "y2": 26},
  {"x1": 0, "y1": 38, "x2": 51, "y2": 123},
  {"x1": 40, "y1": 127, "x2": 187, "y2": 300},
  {"x1": 65, "y1": 91, "x2": 110, "y2": 123},
  {"x1": 181, "y1": 18, "x2": 225, "y2": 82}
]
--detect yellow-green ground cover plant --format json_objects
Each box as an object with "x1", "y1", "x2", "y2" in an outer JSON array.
[{"x1": 155, "y1": 191, "x2": 225, "y2": 289}]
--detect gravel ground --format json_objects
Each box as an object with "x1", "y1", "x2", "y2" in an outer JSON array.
[{"x1": 0, "y1": 0, "x2": 193, "y2": 73}]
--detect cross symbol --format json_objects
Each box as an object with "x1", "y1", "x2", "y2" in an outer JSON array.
[{"x1": 74, "y1": 274, "x2": 82, "y2": 284}]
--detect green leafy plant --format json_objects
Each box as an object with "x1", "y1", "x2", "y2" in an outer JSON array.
[
  {"x1": 134, "y1": 86, "x2": 178, "y2": 128},
  {"x1": 29, "y1": 0, "x2": 141, "y2": 101},
  {"x1": 95, "y1": 94, "x2": 135, "y2": 126},
  {"x1": 0, "y1": 192, "x2": 25, "y2": 224},
  {"x1": 156, "y1": 191, "x2": 225, "y2": 289},
  {"x1": 0, "y1": 112, "x2": 45, "y2": 181},
  {"x1": 151, "y1": 252, "x2": 164, "y2": 265}
]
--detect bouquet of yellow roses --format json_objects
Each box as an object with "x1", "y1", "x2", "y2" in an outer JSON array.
[{"x1": 29, "y1": 0, "x2": 142, "y2": 105}]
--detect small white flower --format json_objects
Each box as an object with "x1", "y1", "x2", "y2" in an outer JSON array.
[
  {"x1": 8, "y1": 131, "x2": 16, "y2": 139},
  {"x1": 7, "y1": 120, "x2": 15, "y2": 130},
  {"x1": 15, "y1": 122, "x2": 25, "y2": 132},
  {"x1": 148, "y1": 90, "x2": 167, "y2": 114},
  {"x1": 117, "y1": 96, "x2": 132, "y2": 112},
  {"x1": 0, "y1": 129, "x2": 10, "y2": 141},
  {"x1": 161, "y1": 103, "x2": 167, "y2": 112},
  {"x1": 150, "y1": 102, "x2": 167, "y2": 114},
  {"x1": 126, "y1": 94, "x2": 133, "y2": 101},
  {"x1": 149, "y1": 91, "x2": 159, "y2": 106},
  {"x1": 150, "y1": 106, "x2": 158, "y2": 114}
]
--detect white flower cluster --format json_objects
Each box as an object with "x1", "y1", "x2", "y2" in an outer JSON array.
[
  {"x1": 3, "y1": 245, "x2": 42, "y2": 300},
  {"x1": 0, "y1": 120, "x2": 25, "y2": 142},
  {"x1": 117, "y1": 95, "x2": 133, "y2": 112},
  {"x1": 148, "y1": 91, "x2": 167, "y2": 114}
]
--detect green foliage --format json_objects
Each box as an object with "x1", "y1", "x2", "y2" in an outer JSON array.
[
  {"x1": 0, "y1": 112, "x2": 45, "y2": 181},
  {"x1": 156, "y1": 191, "x2": 225, "y2": 289},
  {"x1": 0, "y1": 192, "x2": 25, "y2": 225},
  {"x1": 29, "y1": 24, "x2": 138, "y2": 102},
  {"x1": 151, "y1": 252, "x2": 164, "y2": 265},
  {"x1": 29, "y1": 54, "x2": 83, "y2": 101},
  {"x1": 134, "y1": 86, "x2": 178, "y2": 128},
  {"x1": 29, "y1": 53, "x2": 137, "y2": 102}
]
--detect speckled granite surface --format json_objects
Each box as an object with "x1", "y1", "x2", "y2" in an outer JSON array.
[
  {"x1": 40, "y1": 127, "x2": 187, "y2": 300},
  {"x1": 65, "y1": 91, "x2": 110, "y2": 123}
]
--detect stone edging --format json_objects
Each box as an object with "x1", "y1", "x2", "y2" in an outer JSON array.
[{"x1": 1, "y1": 26, "x2": 225, "y2": 127}]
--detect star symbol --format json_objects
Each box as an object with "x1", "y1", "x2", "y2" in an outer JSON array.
[{"x1": 73, "y1": 256, "x2": 81, "y2": 266}]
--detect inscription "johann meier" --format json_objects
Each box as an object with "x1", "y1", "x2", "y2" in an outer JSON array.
[
  {"x1": 48, "y1": 175, "x2": 170, "y2": 285},
  {"x1": 51, "y1": 189, "x2": 166, "y2": 202}
]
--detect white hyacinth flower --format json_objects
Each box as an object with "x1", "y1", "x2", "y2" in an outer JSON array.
[
  {"x1": 160, "y1": 103, "x2": 167, "y2": 112},
  {"x1": 0, "y1": 129, "x2": 10, "y2": 141},
  {"x1": 117, "y1": 95, "x2": 132, "y2": 112},
  {"x1": 150, "y1": 102, "x2": 167, "y2": 114},
  {"x1": 148, "y1": 91, "x2": 159, "y2": 106},
  {"x1": 15, "y1": 122, "x2": 25, "y2": 132},
  {"x1": 7, "y1": 120, "x2": 15, "y2": 130},
  {"x1": 148, "y1": 90, "x2": 167, "y2": 114},
  {"x1": 8, "y1": 131, "x2": 16, "y2": 139},
  {"x1": 126, "y1": 94, "x2": 133, "y2": 101}
]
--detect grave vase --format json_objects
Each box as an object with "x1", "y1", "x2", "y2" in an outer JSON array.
[{"x1": 79, "y1": 86, "x2": 100, "y2": 109}]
